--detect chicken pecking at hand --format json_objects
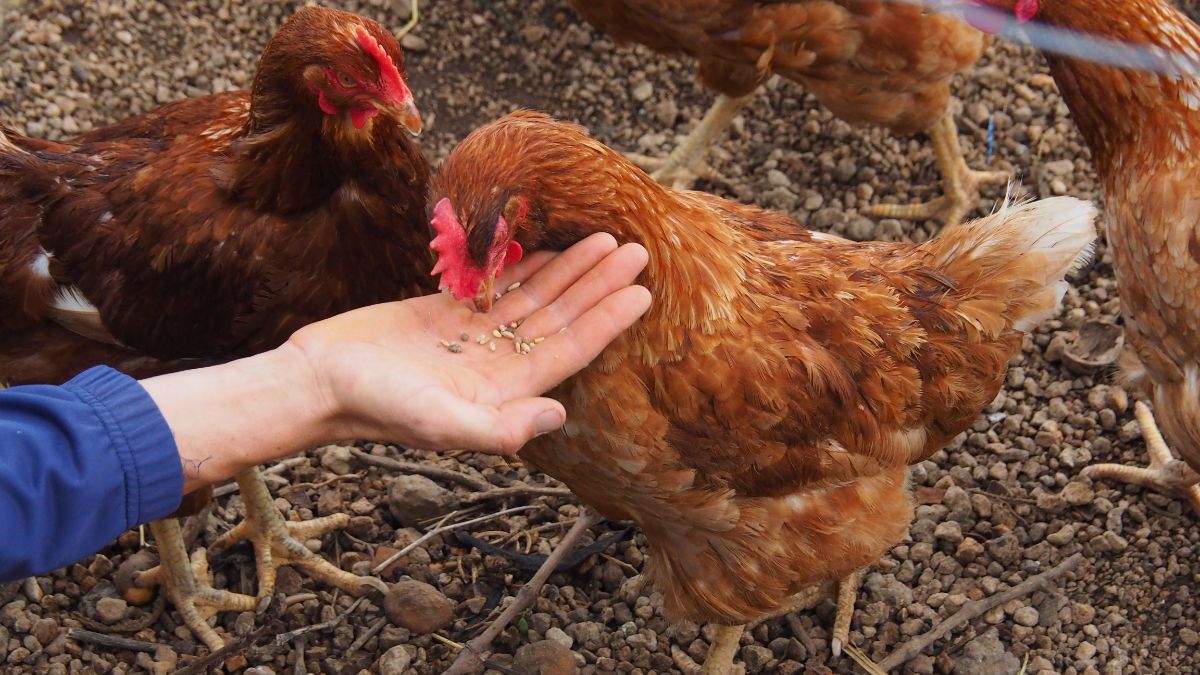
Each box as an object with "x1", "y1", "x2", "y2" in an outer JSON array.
[
  {"x1": 426, "y1": 111, "x2": 1095, "y2": 673},
  {"x1": 566, "y1": 0, "x2": 1006, "y2": 226},
  {"x1": 967, "y1": 0, "x2": 1200, "y2": 512},
  {"x1": 0, "y1": 6, "x2": 430, "y2": 650}
]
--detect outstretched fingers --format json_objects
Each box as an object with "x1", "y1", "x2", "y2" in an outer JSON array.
[
  {"x1": 491, "y1": 233, "x2": 622, "y2": 322},
  {"x1": 506, "y1": 241, "x2": 649, "y2": 338},
  {"x1": 515, "y1": 284, "x2": 651, "y2": 398}
]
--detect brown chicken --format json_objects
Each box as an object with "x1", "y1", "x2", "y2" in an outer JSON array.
[
  {"x1": 0, "y1": 6, "x2": 430, "y2": 649},
  {"x1": 969, "y1": 0, "x2": 1200, "y2": 511},
  {"x1": 567, "y1": 0, "x2": 1006, "y2": 226},
  {"x1": 427, "y1": 111, "x2": 1095, "y2": 672}
]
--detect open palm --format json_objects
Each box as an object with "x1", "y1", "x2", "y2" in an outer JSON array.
[{"x1": 287, "y1": 233, "x2": 651, "y2": 454}]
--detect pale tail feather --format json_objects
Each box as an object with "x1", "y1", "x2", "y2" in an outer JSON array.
[{"x1": 933, "y1": 192, "x2": 1098, "y2": 332}]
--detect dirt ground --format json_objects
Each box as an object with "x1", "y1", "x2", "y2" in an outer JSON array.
[{"x1": 1, "y1": 0, "x2": 1198, "y2": 673}]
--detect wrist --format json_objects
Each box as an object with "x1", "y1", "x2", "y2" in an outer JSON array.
[
  {"x1": 269, "y1": 341, "x2": 345, "y2": 446},
  {"x1": 141, "y1": 344, "x2": 344, "y2": 494}
]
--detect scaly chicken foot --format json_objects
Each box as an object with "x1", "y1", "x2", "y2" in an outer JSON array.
[
  {"x1": 130, "y1": 519, "x2": 258, "y2": 651},
  {"x1": 625, "y1": 91, "x2": 757, "y2": 189},
  {"x1": 1082, "y1": 401, "x2": 1200, "y2": 514},
  {"x1": 676, "y1": 576, "x2": 857, "y2": 675},
  {"x1": 864, "y1": 113, "x2": 1009, "y2": 227},
  {"x1": 830, "y1": 567, "x2": 863, "y2": 657},
  {"x1": 210, "y1": 467, "x2": 388, "y2": 600}
]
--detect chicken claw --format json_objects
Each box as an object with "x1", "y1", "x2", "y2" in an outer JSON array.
[
  {"x1": 1082, "y1": 401, "x2": 1200, "y2": 514},
  {"x1": 130, "y1": 519, "x2": 258, "y2": 651},
  {"x1": 626, "y1": 91, "x2": 756, "y2": 190},
  {"x1": 211, "y1": 467, "x2": 388, "y2": 600},
  {"x1": 864, "y1": 113, "x2": 1009, "y2": 228}
]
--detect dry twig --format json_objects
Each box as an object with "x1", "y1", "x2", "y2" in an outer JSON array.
[
  {"x1": 371, "y1": 505, "x2": 539, "y2": 575},
  {"x1": 350, "y1": 448, "x2": 570, "y2": 503},
  {"x1": 351, "y1": 448, "x2": 492, "y2": 491},
  {"x1": 66, "y1": 628, "x2": 159, "y2": 653},
  {"x1": 347, "y1": 615, "x2": 389, "y2": 653},
  {"x1": 460, "y1": 484, "x2": 574, "y2": 504},
  {"x1": 274, "y1": 597, "x2": 366, "y2": 645},
  {"x1": 395, "y1": 0, "x2": 419, "y2": 38},
  {"x1": 877, "y1": 553, "x2": 1083, "y2": 671},
  {"x1": 442, "y1": 510, "x2": 603, "y2": 675},
  {"x1": 168, "y1": 618, "x2": 282, "y2": 675},
  {"x1": 281, "y1": 472, "x2": 364, "y2": 493},
  {"x1": 844, "y1": 644, "x2": 887, "y2": 675},
  {"x1": 292, "y1": 637, "x2": 306, "y2": 675}
]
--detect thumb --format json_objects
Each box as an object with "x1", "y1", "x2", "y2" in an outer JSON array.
[{"x1": 447, "y1": 398, "x2": 566, "y2": 455}]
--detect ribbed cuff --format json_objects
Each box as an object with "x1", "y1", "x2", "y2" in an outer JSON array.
[{"x1": 63, "y1": 366, "x2": 183, "y2": 528}]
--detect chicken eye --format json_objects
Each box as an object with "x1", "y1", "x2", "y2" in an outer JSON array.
[{"x1": 337, "y1": 72, "x2": 356, "y2": 88}]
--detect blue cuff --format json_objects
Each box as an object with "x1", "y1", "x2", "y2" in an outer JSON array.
[{"x1": 63, "y1": 367, "x2": 183, "y2": 527}]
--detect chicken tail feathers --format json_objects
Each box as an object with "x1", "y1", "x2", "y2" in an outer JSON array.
[{"x1": 924, "y1": 193, "x2": 1098, "y2": 335}]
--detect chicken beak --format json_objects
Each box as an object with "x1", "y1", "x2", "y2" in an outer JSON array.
[
  {"x1": 474, "y1": 275, "x2": 496, "y2": 313},
  {"x1": 384, "y1": 97, "x2": 423, "y2": 136}
]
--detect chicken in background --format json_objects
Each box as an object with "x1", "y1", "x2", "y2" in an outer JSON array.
[
  {"x1": 0, "y1": 6, "x2": 430, "y2": 650},
  {"x1": 967, "y1": 0, "x2": 1200, "y2": 512},
  {"x1": 566, "y1": 0, "x2": 1007, "y2": 226},
  {"x1": 426, "y1": 111, "x2": 1095, "y2": 673}
]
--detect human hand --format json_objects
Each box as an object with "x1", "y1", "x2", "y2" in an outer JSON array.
[{"x1": 287, "y1": 233, "x2": 650, "y2": 454}]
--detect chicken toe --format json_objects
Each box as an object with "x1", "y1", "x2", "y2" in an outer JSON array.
[
  {"x1": 1082, "y1": 401, "x2": 1200, "y2": 514},
  {"x1": 864, "y1": 113, "x2": 1008, "y2": 228},
  {"x1": 625, "y1": 91, "x2": 756, "y2": 190},
  {"x1": 130, "y1": 519, "x2": 257, "y2": 651},
  {"x1": 211, "y1": 467, "x2": 388, "y2": 600}
]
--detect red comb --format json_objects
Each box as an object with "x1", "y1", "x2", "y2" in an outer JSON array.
[
  {"x1": 430, "y1": 198, "x2": 486, "y2": 300},
  {"x1": 356, "y1": 27, "x2": 412, "y2": 105}
]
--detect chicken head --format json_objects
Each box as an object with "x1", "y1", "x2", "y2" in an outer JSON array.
[
  {"x1": 259, "y1": 6, "x2": 422, "y2": 134},
  {"x1": 429, "y1": 195, "x2": 526, "y2": 311}
]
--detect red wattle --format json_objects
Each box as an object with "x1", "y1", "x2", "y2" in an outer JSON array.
[
  {"x1": 504, "y1": 241, "x2": 524, "y2": 267},
  {"x1": 351, "y1": 107, "x2": 378, "y2": 129}
]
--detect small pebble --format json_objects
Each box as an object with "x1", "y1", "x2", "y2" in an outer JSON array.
[{"x1": 383, "y1": 580, "x2": 454, "y2": 633}]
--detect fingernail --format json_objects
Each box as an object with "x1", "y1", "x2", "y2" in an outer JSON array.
[{"x1": 535, "y1": 409, "x2": 564, "y2": 436}]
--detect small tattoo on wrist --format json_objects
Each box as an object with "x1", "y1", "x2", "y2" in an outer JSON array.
[{"x1": 183, "y1": 455, "x2": 214, "y2": 477}]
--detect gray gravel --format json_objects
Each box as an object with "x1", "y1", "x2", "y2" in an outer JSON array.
[{"x1": 2, "y1": 0, "x2": 1198, "y2": 673}]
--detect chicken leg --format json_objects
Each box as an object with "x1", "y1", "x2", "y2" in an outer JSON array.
[
  {"x1": 1082, "y1": 401, "x2": 1200, "y2": 514},
  {"x1": 684, "y1": 571, "x2": 861, "y2": 674},
  {"x1": 129, "y1": 519, "x2": 258, "y2": 651},
  {"x1": 863, "y1": 113, "x2": 1009, "y2": 228},
  {"x1": 209, "y1": 467, "x2": 388, "y2": 599},
  {"x1": 625, "y1": 91, "x2": 757, "y2": 189}
]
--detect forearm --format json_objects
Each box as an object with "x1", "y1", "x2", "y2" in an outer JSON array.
[
  {"x1": 140, "y1": 344, "x2": 337, "y2": 495},
  {"x1": 0, "y1": 367, "x2": 181, "y2": 580}
]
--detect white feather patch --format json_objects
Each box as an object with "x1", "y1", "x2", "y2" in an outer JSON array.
[
  {"x1": 46, "y1": 286, "x2": 124, "y2": 347},
  {"x1": 30, "y1": 249, "x2": 52, "y2": 280},
  {"x1": 51, "y1": 286, "x2": 100, "y2": 315}
]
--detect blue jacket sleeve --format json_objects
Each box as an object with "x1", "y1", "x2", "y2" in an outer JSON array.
[{"x1": 0, "y1": 366, "x2": 183, "y2": 581}]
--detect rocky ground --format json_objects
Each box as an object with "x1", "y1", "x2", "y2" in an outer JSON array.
[{"x1": 2, "y1": 0, "x2": 1199, "y2": 673}]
